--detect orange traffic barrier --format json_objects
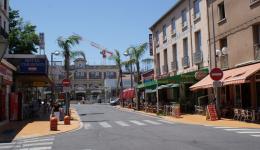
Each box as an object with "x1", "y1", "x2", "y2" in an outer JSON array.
[
  {"x1": 50, "y1": 116, "x2": 58, "y2": 131},
  {"x1": 64, "y1": 115, "x2": 70, "y2": 125}
]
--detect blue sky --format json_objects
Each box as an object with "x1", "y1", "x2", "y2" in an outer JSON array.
[{"x1": 10, "y1": 0, "x2": 177, "y2": 67}]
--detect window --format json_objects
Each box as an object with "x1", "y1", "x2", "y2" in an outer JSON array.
[
  {"x1": 155, "y1": 31, "x2": 159, "y2": 47},
  {"x1": 172, "y1": 44, "x2": 177, "y2": 61},
  {"x1": 89, "y1": 72, "x2": 102, "y2": 79},
  {"x1": 171, "y1": 18, "x2": 176, "y2": 34},
  {"x1": 195, "y1": 31, "x2": 202, "y2": 51},
  {"x1": 194, "y1": 0, "x2": 200, "y2": 19},
  {"x1": 4, "y1": 0, "x2": 7, "y2": 10},
  {"x1": 162, "y1": 25, "x2": 167, "y2": 42},
  {"x1": 3, "y1": 21, "x2": 6, "y2": 30},
  {"x1": 220, "y1": 37, "x2": 227, "y2": 49},
  {"x1": 105, "y1": 72, "x2": 117, "y2": 79},
  {"x1": 183, "y1": 38, "x2": 188, "y2": 57},
  {"x1": 218, "y1": 2, "x2": 226, "y2": 21},
  {"x1": 181, "y1": 9, "x2": 187, "y2": 28}
]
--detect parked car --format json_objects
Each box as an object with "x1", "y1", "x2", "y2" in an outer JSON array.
[{"x1": 110, "y1": 98, "x2": 120, "y2": 106}]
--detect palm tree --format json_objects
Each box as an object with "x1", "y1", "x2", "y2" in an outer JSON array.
[
  {"x1": 109, "y1": 50, "x2": 123, "y2": 98},
  {"x1": 57, "y1": 34, "x2": 85, "y2": 115},
  {"x1": 126, "y1": 42, "x2": 148, "y2": 110}
]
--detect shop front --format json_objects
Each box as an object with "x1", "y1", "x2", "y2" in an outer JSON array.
[
  {"x1": 0, "y1": 59, "x2": 16, "y2": 125},
  {"x1": 5, "y1": 54, "x2": 52, "y2": 120},
  {"x1": 190, "y1": 63, "x2": 260, "y2": 120}
]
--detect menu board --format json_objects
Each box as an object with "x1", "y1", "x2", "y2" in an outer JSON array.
[{"x1": 207, "y1": 104, "x2": 218, "y2": 121}]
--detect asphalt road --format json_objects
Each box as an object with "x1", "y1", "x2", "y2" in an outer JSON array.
[{"x1": 4, "y1": 103, "x2": 259, "y2": 150}]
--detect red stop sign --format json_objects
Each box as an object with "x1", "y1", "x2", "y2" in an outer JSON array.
[
  {"x1": 210, "y1": 68, "x2": 223, "y2": 81},
  {"x1": 62, "y1": 79, "x2": 70, "y2": 87}
]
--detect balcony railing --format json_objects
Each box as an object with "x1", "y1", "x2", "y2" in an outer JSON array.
[
  {"x1": 162, "y1": 65, "x2": 168, "y2": 74},
  {"x1": 182, "y1": 56, "x2": 190, "y2": 68},
  {"x1": 0, "y1": 27, "x2": 8, "y2": 39},
  {"x1": 171, "y1": 60, "x2": 178, "y2": 72},
  {"x1": 254, "y1": 44, "x2": 260, "y2": 60},
  {"x1": 193, "y1": 50, "x2": 203, "y2": 64}
]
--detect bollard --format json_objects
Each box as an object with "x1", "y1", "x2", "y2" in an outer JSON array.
[
  {"x1": 50, "y1": 116, "x2": 58, "y2": 131},
  {"x1": 64, "y1": 115, "x2": 70, "y2": 125}
]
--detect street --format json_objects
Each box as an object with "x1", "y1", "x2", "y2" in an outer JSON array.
[{"x1": 50, "y1": 104, "x2": 260, "y2": 150}]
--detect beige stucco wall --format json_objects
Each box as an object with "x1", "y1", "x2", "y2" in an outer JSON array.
[
  {"x1": 151, "y1": 0, "x2": 209, "y2": 77},
  {"x1": 208, "y1": 0, "x2": 260, "y2": 69}
]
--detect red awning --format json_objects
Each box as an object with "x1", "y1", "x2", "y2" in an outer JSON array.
[
  {"x1": 121, "y1": 88, "x2": 135, "y2": 100},
  {"x1": 190, "y1": 63, "x2": 260, "y2": 91}
]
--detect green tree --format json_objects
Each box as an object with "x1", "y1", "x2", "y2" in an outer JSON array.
[
  {"x1": 57, "y1": 34, "x2": 85, "y2": 115},
  {"x1": 126, "y1": 43, "x2": 148, "y2": 110},
  {"x1": 8, "y1": 8, "x2": 40, "y2": 54},
  {"x1": 109, "y1": 50, "x2": 123, "y2": 97}
]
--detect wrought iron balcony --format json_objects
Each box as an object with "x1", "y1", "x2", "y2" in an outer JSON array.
[
  {"x1": 171, "y1": 60, "x2": 178, "y2": 72},
  {"x1": 254, "y1": 44, "x2": 260, "y2": 60},
  {"x1": 193, "y1": 50, "x2": 203, "y2": 64},
  {"x1": 182, "y1": 56, "x2": 190, "y2": 68},
  {"x1": 162, "y1": 65, "x2": 168, "y2": 74}
]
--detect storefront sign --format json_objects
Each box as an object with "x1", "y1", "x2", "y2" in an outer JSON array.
[
  {"x1": 195, "y1": 70, "x2": 207, "y2": 80},
  {"x1": 149, "y1": 34, "x2": 153, "y2": 56},
  {"x1": 19, "y1": 58, "x2": 48, "y2": 74}
]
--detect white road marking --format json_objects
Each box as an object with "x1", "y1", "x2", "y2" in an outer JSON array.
[
  {"x1": 129, "y1": 120, "x2": 146, "y2": 126},
  {"x1": 21, "y1": 138, "x2": 54, "y2": 143},
  {"x1": 99, "y1": 122, "x2": 112, "y2": 128},
  {"x1": 251, "y1": 135, "x2": 260, "y2": 137},
  {"x1": 115, "y1": 121, "x2": 129, "y2": 127},
  {"x1": 19, "y1": 146, "x2": 52, "y2": 150},
  {"x1": 0, "y1": 145, "x2": 14, "y2": 149},
  {"x1": 213, "y1": 127, "x2": 235, "y2": 129},
  {"x1": 224, "y1": 128, "x2": 258, "y2": 131},
  {"x1": 143, "y1": 120, "x2": 162, "y2": 125},
  {"x1": 22, "y1": 142, "x2": 53, "y2": 147},
  {"x1": 157, "y1": 120, "x2": 175, "y2": 124},
  {"x1": 236, "y1": 131, "x2": 260, "y2": 134},
  {"x1": 84, "y1": 123, "x2": 92, "y2": 130}
]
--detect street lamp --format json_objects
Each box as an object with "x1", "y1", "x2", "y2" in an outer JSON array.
[{"x1": 51, "y1": 51, "x2": 60, "y2": 101}]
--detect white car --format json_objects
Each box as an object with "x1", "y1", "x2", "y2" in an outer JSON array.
[{"x1": 110, "y1": 98, "x2": 120, "y2": 106}]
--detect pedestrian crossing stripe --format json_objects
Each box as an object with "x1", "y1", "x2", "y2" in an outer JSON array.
[
  {"x1": 251, "y1": 135, "x2": 260, "y2": 137},
  {"x1": 84, "y1": 123, "x2": 92, "y2": 129},
  {"x1": 99, "y1": 122, "x2": 112, "y2": 128},
  {"x1": 19, "y1": 146, "x2": 52, "y2": 150},
  {"x1": 129, "y1": 120, "x2": 146, "y2": 126},
  {"x1": 143, "y1": 120, "x2": 161, "y2": 125},
  {"x1": 115, "y1": 121, "x2": 129, "y2": 126},
  {"x1": 224, "y1": 128, "x2": 258, "y2": 131},
  {"x1": 236, "y1": 131, "x2": 260, "y2": 134},
  {"x1": 213, "y1": 126, "x2": 235, "y2": 129},
  {"x1": 21, "y1": 138, "x2": 55, "y2": 143}
]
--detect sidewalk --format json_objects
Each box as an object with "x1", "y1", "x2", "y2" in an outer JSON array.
[
  {"x1": 0, "y1": 108, "x2": 81, "y2": 142},
  {"x1": 115, "y1": 106, "x2": 260, "y2": 128}
]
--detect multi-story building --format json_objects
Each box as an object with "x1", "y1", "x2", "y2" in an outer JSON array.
[
  {"x1": 149, "y1": 0, "x2": 209, "y2": 110},
  {"x1": 191, "y1": 0, "x2": 260, "y2": 111},
  {"x1": 70, "y1": 58, "x2": 119, "y2": 101}
]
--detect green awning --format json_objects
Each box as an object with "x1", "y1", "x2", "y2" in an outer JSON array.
[
  {"x1": 158, "y1": 68, "x2": 209, "y2": 84},
  {"x1": 137, "y1": 79, "x2": 168, "y2": 89}
]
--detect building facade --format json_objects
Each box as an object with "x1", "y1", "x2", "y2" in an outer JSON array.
[
  {"x1": 191, "y1": 0, "x2": 260, "y2": 115},
  {"x1": 70, "y1": 58, "x2": 119, "y2": 101},
  {"x1": 149, "y1": 0, "x2": 209, "y2": 111}
]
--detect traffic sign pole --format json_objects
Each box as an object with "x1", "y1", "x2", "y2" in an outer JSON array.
[{"x1": 210, "y1": 68, "x2": 223, "y2": 120}]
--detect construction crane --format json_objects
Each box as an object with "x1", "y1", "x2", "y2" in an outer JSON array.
[{"x1": 89, "y1": 41, "x2": 114, "y2": 65}]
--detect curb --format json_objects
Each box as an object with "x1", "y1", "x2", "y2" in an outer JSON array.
[{"x1": 13, "y1": 109, "x2": 83, "y2": 141}]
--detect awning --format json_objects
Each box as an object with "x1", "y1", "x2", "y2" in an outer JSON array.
[
  {"x1": 145, "y1": 89, "x2": 156, "y2": 94},
  {"x1": 137, "y1": 80, "x2": 168, "y2": 89},
  {"x1": 75, "y1": 91, "x2": 86, "y2": 94},
  {"x1": 190, "y1": 63, "x2": 260, "y2": 91},
  {"x1": 121, "y1": 88, "x2": 135, "y2": 100}
]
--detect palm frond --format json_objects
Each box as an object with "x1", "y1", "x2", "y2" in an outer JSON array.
[
  {"x1": 66, "y1": 34, "x2": 82, "y2": 46},
  {"x1": 70, "y1": 50, "x2": 86, "y2": 60}
]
